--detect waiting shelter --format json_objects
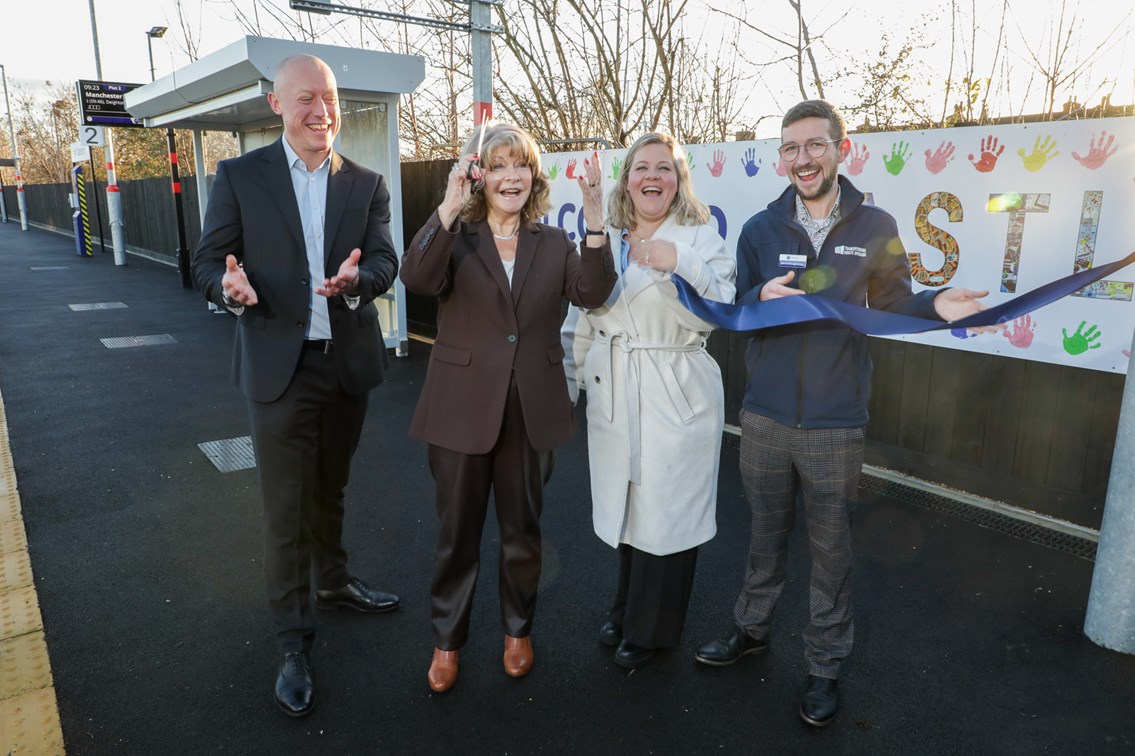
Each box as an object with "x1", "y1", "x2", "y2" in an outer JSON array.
[{"x1": 124, "y1": 35, "x2": 426, "y2": 355}]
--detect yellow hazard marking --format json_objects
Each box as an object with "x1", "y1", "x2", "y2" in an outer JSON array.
[
  {"x1": 0, "y1": 387, "x2": 65, "y2": 755},
  {"x1": 76, "y1": 175, "x2": 92, "y2": 257}
]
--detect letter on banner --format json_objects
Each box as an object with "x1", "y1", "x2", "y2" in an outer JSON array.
[
  {"x1": 988, "y1": 193, "x2": 1050, "y2": 293},
  {"x1": 557, "y1": 203, "x2": 578, "y2": 241},
  {"x1": 1072, "y1": 191, "x2": 1133, "y2": 301},
  {"x1": 909, "y1": 192, "x2": 962, "y2": 286}
]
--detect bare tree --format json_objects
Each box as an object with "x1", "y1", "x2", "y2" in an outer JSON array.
[
  {"x1": 6, "y1": 82, "x2": 79, "y2": 184},
  {"x1": 1011, "y1": 0, "x2": 1131, "y2": 119},
  {"x1": 493, "y1": 0, "x2": 759, "y2": 148},
  {"x1": 711, "y1": 1, "x2": 849, "y2": 102}
]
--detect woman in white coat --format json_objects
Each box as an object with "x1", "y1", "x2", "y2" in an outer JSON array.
[{"x1": 562, "y1": 132, "x2": 736, "y2": 669}]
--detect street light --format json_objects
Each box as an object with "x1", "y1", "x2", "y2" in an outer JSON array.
[
  {"x1": 51, "y1": 99, "x2": 68, "y2": 168},
  {"x1": 144, "y1": 24, "x2": 190, "y2": 289},
  {"x1": 146, "y1": 26, "x2": 167, "y2": 83}
]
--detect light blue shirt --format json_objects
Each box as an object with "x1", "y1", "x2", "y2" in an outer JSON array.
[
  {"x1": 281, "y1": 138, "x2": 333, "y2": 340},
  {"x1": 619, "y1": 230, "x2": 632, "y2": 273}
]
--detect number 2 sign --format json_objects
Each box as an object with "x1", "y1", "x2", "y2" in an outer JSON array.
[{"x1": 81, "y1": 125, "x2": 106, "y2": 147}]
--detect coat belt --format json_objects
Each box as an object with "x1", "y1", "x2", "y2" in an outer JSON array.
[{"x1": 597, "y1": 333, "x2": 705, "y2": 485}]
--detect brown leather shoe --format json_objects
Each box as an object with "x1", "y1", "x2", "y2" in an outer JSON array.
[
  {"x1": 427, "y1": 648, "x2": 459, "y2": 693},
  {"x1": 503, "y1": 635, "x2": 534, "y2": 677}
]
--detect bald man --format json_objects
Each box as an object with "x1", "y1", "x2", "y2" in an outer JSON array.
[{"x1": 192, "y1": 54, "x2": 400, "y2": 718}]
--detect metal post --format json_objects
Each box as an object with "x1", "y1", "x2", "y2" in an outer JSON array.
[
  {"x1": 168, "y1": 129, "x2": 190, "y2": 287},
  {"x1": 471, "y1": 0, "x2": 493, "y2": 126},
  {"x1": 88, "y1": 156, "x2": 106, "y2": 254},
  {"x1": 1085, "y1": 332, "x2": 1135, "y2": 654},
  {"x1": 89, "y1": 0, "x2": 126, "y2": 265},
  {"x1": 1, "y1": 63, "x2": 27, "y2": 230},
  {"x1": 147, "y1": 26, "x2": 189, "y2": 287}
]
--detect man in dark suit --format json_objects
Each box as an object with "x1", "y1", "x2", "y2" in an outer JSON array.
[{"x1": 191, "y1": 53, "x2": 400, "y2": 718}]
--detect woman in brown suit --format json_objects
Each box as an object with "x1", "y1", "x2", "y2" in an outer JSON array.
[{"x1": 400, "y1": 123, "x2": 615, "y2": 693}]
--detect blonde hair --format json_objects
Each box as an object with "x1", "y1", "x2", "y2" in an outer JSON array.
[
  {"x1": 458, "y1": 123, "x2": 552, "y2": 223},
  {"x1": 606, "y1": 132, "x2": 710, "y2": 230}
]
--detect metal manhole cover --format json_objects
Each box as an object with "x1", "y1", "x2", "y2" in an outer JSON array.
[
  {"x1": 70, "y1": 302, "x2": 128, "y2": 311},
  {"x1": 198, "y1": 436, "x2": 256, "y2": 473},
  {"x1": 100, "y1": 334, "x2": 177, "y2": 348}
]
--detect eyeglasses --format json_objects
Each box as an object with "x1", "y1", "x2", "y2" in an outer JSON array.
[{"x1": 777, "y1": 138, "x2": 840, "y2": 161}]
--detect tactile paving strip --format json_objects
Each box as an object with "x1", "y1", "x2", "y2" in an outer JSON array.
[
  {"x1": 0, "y1": 519, "x2": 27, "y2": 553},
  {"x1": 100, "y1": 334, "x2": 177, "y2": 349},
  {"x1": 0, "y1": 549, "x2": 33, "y2": 591},
  {"x1": 0, "y1": 687, "x2": 65, "y2": 755},
  {"x1": 1, "y1": 631, "x2": 53, "y2": 698},
  {"x1": 0, "y1": 387, "x2": 65, "y2": 754}
]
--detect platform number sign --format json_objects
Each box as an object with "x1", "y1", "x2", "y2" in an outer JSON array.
[{"x1": 81, "y1": 125, "x2": 106, "y2": 148}]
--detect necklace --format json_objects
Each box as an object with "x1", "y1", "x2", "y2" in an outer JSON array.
[{"x1": 490, "y1": 219, "x2": 520, "y2": 240}]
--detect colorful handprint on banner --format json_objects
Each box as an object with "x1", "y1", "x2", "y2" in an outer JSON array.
[
  {"x1": 1072, "y1": 131, "x2": 1118, "y2": 170},
  {"x1": 924, "y1": 141, "x2": 956, "y2": 174},
  {"x1": 741, "y1": 148, "x2": 761, "y2": 177},
  {"x1": 1062, "y1": 321, "x2": 1101, "y2": 355},
  {"x1": 968, "y1": 136, "x2": 1004, "y2": 173},
  {"x1": 847, "y1": 142, "x2": 869, "y2": 176},
  {"x1": 883, "y1": 141, "x2": 911, "y2": 176},
  {"x1": 1019, "y1": 135, "x2": 1059, "y2": 172},
  {"x1": 1002, "y1": 315, "x2": 1036, "y2": 348},
  {"x1": 706, "y1": 149, "x2": 726, "y2": 177}
]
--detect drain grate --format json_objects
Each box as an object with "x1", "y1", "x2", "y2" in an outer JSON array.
[
  {"x1": 198, "y1": 436, "x2": 256, "y2": 473},
  {"x1": 30, "y1": 266, "x2": 70, "y2": 271},
  {"x1": 100, "y1": 334, "x2": 177, "y2": 349},
  {"x1": 858, "y1": 475, "x2": 1097, "y2": 561},
  {"x1": 70, "y1": 302, "x2": 128, "y2": 311}
]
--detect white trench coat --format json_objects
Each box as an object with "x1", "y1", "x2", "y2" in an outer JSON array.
[{"x1": 562, "y1": 217, "x2": 736, "y2": 556}]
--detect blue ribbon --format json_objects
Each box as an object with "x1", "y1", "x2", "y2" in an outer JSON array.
[{"x1": 673, "y1": 251, "x2": 1135, "y2": 335}]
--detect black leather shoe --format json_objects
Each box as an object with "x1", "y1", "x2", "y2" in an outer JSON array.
[
  {"x1": 598, "y1": 620, "x2": 622, "y2": 647},
  {"x1": 799, "y1": 674, "x2": 838, "y2": 727},
  {"x1": 694, "y1": 626, "x2": 769, "y2": 666},
  {"x1": 614, "y1": 640, "x2": 655, "y2": 669},
  {"x1": 315, "y1": 577, "x2": 399, "y2": 613},
  {"x1": 274, "y1": 652, "x2": 315, "y2": 717}
]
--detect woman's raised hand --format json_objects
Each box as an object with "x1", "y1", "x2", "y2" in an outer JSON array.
[
  {"x1": 439, "y1": 153, "x2": 483, "y2": 228},
  {"x1": 577, "y1": 151, "x2": 605, "y2": 239}
]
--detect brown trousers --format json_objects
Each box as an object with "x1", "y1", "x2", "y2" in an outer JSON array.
[{"x1": 427, "y1": 377, "x2": 554, "y2": 650}]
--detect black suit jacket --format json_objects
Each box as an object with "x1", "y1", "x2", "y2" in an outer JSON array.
[{"x1": 192, "y1": 139, "x2": 399, "y2": 403}]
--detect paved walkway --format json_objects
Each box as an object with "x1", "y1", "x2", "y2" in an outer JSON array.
[{"x1": 2, "y1": 220, "x2": 1134, "y2": 755}]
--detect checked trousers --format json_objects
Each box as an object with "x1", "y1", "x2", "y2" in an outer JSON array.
[{"x1": 733, "y1": 410, "x2": 863, "y2": 679}]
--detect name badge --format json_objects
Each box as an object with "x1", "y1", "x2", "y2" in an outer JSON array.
[{"x1": 779, "y1": 253, "x2": 807, "y2": 269}]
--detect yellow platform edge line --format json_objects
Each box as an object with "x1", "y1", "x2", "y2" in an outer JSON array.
[{"x1": 0, "y1": 387, "x2": 66, "y2": 755}]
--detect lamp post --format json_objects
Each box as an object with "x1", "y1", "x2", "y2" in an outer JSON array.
[
  {"x1": 146, "y1": 26, "x2": 166, "y2": 81},
  {"x1": 146, "y1": 25, "x2": 190, "y2": 288},
  {"x1": 51, "y1": 100, "x2": 67, "y2": 171},
  {"x1": 1, "y1": 63, "x2": 28, "y2": 229}
]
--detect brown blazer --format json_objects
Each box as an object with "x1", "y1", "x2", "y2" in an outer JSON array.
[{"x1": 401, "y1": 211, "x2": 616, "y2": 454}]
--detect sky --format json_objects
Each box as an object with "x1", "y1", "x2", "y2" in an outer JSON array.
[{"x1": 2, "y1": 0, "x2": 1133, "y2": 138}]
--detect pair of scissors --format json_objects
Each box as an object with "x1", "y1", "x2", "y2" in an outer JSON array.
[{"x1": 466, "y1": 106, "x2": 490, "y2": 189}]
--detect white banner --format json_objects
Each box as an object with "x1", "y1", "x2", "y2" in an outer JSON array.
[{"x1": 541, "y1": 117, "x2": 1135, "y2": 374}]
